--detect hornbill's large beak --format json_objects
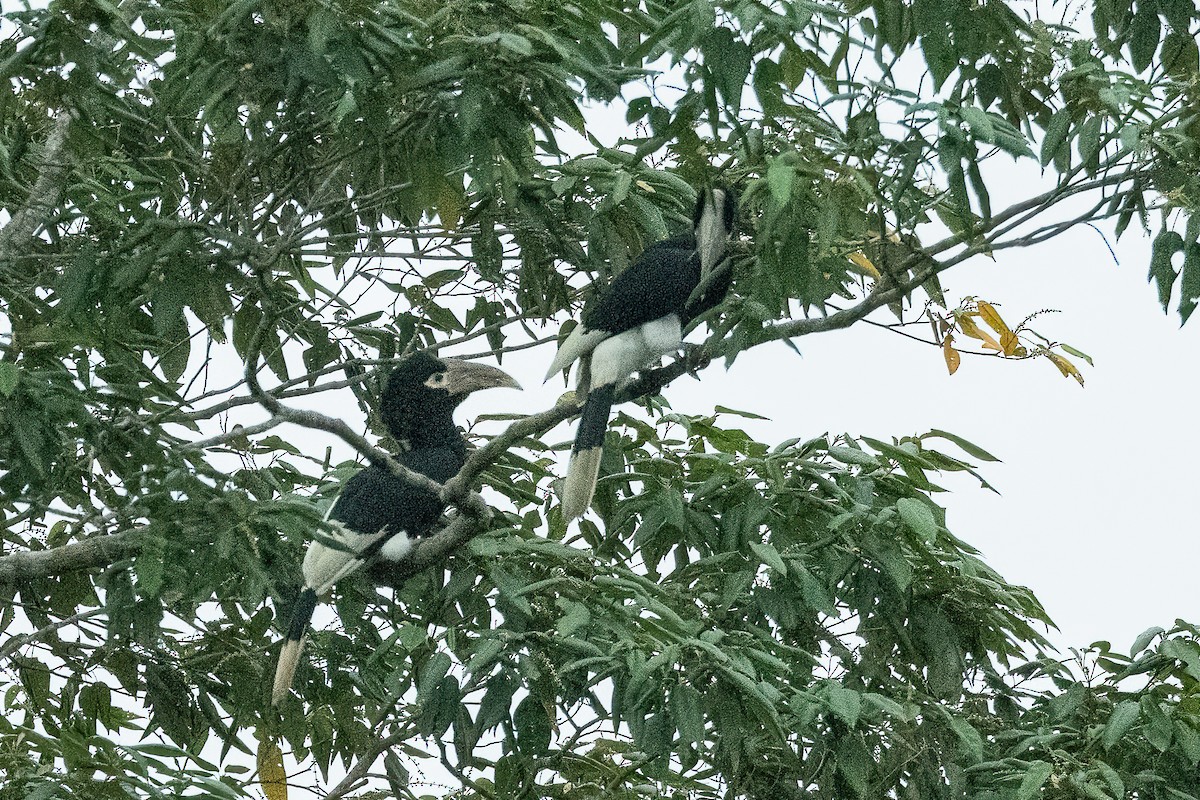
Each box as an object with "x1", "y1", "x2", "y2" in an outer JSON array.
[
  {"x1": 442, "y1": 359, "x2": 522, "y2": 395},
  {"x1": 695, "y1": 186, "x2": 734, "y2": 274}
]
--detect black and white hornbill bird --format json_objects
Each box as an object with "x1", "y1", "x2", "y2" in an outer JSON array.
[
  {"x1": 545, "y1": 186, "x2": 737, "y2": 521},
  {"x1": 271, "y1": 352, "x2": 520, "y2": 705}
]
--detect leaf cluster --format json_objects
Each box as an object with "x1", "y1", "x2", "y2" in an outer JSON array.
[{"x1": 3, "y1": 0, "x2": 1200, "y2": 797}]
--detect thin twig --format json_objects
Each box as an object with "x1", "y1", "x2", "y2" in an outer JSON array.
[{"x1": 0, "y1": 608, "x2": 107, "y2": 662}]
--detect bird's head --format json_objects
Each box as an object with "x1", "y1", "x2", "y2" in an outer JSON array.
[
  {"x1": 692, "y1": 186, "x2": 737, "y2": 274},
  {"x1": 381, "y1": 352, "x2": 520, "y2": 444}
]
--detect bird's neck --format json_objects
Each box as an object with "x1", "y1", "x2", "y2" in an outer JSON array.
[{"x1": 392, "y1": 413, "x2": 464, "y2": 453}]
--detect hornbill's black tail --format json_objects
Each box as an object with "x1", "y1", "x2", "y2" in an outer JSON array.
[
  {"x1": 562, "y1": 383, "x2": 616, "y2": 521},
  {"x1": 271, "y1": 587, "x2": 319, "y2": 705}
]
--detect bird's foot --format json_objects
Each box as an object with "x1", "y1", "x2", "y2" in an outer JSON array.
[{"x1": 681, "y1": 343, "x2": 711, "y2": 377}]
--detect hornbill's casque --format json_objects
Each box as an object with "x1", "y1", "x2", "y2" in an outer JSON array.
[
  {"x1": 271, "y1": 352, "x2": 520, "y2": 705},
  {"x1": 546, "y1": 187, "x2": 737, "y2": 521}
]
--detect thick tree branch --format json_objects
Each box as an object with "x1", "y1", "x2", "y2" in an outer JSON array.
[
  {"x1": 0, "y1": 112, "x2": 72, "y2": 264},
  {"x1": 322, "y1": 729, "x2": 416, "y2": 800},
  {"x1": 0, "y1": 530, "x2": 143, "y2": 587},
  {"x1": 384, "y1": 400, "x2": 579, "y2": 581}
]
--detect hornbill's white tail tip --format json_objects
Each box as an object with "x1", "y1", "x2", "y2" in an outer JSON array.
[
  {"x1": 272, "y1": 586, "x2": 319, "y2": 705},
  {"x1": 272, "y1": 638, "x2": 304, "y2": 706},
  {"x1": 561, "y1": 447, "x2": 603, "y2": 522}
]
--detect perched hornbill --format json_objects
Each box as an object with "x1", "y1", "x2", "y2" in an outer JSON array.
[
  {"x1": 546, "y1": 186, "x2": 737, "y2": 521},
  {"x1": 271, "y1": 352, "x2": 520, "y2": 705}
]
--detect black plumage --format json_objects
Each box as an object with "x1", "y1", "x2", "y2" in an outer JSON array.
[
  {"x1": 546, "y1": 187, "x2": 737, "y2": 521},
  {"x1": 271, "y1": 353, "x2": 519, "y2": 705}
]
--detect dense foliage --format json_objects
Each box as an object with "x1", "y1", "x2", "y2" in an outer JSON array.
[{"x1": 2, "y1": 0, "x2": 1199, "y2": 797}]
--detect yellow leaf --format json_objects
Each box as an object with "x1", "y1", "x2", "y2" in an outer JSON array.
[
  {"x1": 1044, "y1": 351, "x2": 1085, "y2": 386},
  {"x1": 635, "y1": 179, "x2": 655, "y2": 193},
  {"x1": 954, "y1": 312, "x2": 1001, "y2": 350},
  {"x1": 258, "y1": 738, "x2": 288, "y2": 800},
  {"x1": 436, "y1": 184, "x2": 463, "y2": 232},
  {"x1": 1000, "y1": 330, "x2": 1020, "y2": 357},
  {"x1": 847, "y1": 251, "x2": 881, "y2": 279},
  {"x1": 942, "y1": 335, "x2": 961, "y2": 375},
  {"x1": 976, "y1": 301, "x2": 1012, "y2": 337}
]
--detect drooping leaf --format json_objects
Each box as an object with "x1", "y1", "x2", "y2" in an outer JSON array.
[
  {"x1": 897, "y1": 498, "x2": 938, "y2": 543},
  {"x1": 257, "y1": 738, "x2": 287, "y2": 800},
  {"x1": 942, "y1": 334, "x2": 961, "y2": 375},
  {"x1": 1103, "y1": 700, "x2": 1141, "y2": 749}
]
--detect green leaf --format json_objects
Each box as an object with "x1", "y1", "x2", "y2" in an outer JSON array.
[
  {"x1": 384, "y1": 752, "x2": 410, "y2": 794},
  {"x1": 923, "y1": 429, "x2": 1001, "y2": 462},
  {"x1": 714, "y1": 404, "x2": 771, "y2": 421},
  {"x1": 1040, "y1": 109, "x2": 1071, "y2": 167},
  {"x1": 0, "y1": 362, "x2": 18, "y2": 397},
  {"x1": 466, "y1": 638, "x2": 504, "y2": 674},
  {"x1": 767, "y1": 159, "x2": 795, "y2": 205},
  {"x1": 975, "y1": 63, "x2": 1003, "y2": 108},
  {"x1": 1178, "y1": 243, "x2": 1200, "y2": 324},
  {"x1": 477, "y1": 674, "x2": 515, "y2": 733},
  {"x1": 425, "y1": 269, "x2": 465, "y2": 290},
  {"x1": 1141, "y1": 695, "x2": 1174, "y2": 751},
  {"x1": 417, "y1": 653, "x2": 453, "y2": 701},
  {"x1": 556, "y1": 601, "x2": 591, "y2": 637},
  {"x1": 701, "y1": 28, "x2": 751, "y2": 114},
  {"x1": 670, "y1": 684, "x2": 705, "y2": 745},
  {"x1": 1102, "y1": 700, "x2": 1140, "y2": 749},
  {"x1": 863, "y1": 692, "x2": 911, "y2": 721},
  {"x1": 748, "y1": 540, "x2": 787, "y2": 576},
  {"x1": 1093, "y1": 760, "x2": 1124, "y2": 799},
  {"x1": 496, "y1": 32, "x2": 534, "y2": 57},
  {"x1": 948, "y1": 716, "x2": 983, "y2": 763},
  {"x1": 1149, "y1": 230, "x2": 1184, "y2": 313},
  {"x1": 514, "y1": 695, "x2": 552, "y2": 756},
  {"x1": 825, "y1": 684, "x2": 860, "y2": 728},
  {"x1": 959, "y1": 106, "x2": 995, "y2": 143},
  {"x1": 1059, "y1": 344, "x2": 1094, "y2": 366},
  {"x1": 896, "y1": 498, "x2": 938, "y2": 543},
  {"x1": 1128, "y1": 1, "x2": 1161, "y2": 72},
  {"x1": 827, "y1": 446, "x2": 879, "y2": 467},
  {"x1": 1017, "y1": 761, "x2": 1053, "y2": 800},
  {"x1": 920, "y1": 26, "x2": 955, "y2": 89},
  {"x1": 1176, "y1": 720, "x2": 1200, "y2": 765},
  {"x1": 1162, "y1": 30, "x2": 1200, "y2": 78},
  {"x1": 1076, "y1": 114, "x2": 1102, "y2": 170},
  {"x1": 1130, "y1": 626, "x2": 1164, "y2": 656}
]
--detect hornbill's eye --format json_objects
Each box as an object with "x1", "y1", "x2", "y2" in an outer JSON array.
[{"x1": 427, "y1": 372, "x2": 446, "y2": 387}]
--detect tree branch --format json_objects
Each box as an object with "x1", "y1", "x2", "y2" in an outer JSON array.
[
  {"x1": 0, "y1": 112, "x2": 72, "y2": 265},
  {"x1": 0, "y1": 607, "x2": 106, "y2": 662},
  {"x1": 0, "y1": 530, "x2": 143, "y2": 587},
  {"x1": 322, "y1": 729, "x2": 415, "y2": 800}
]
